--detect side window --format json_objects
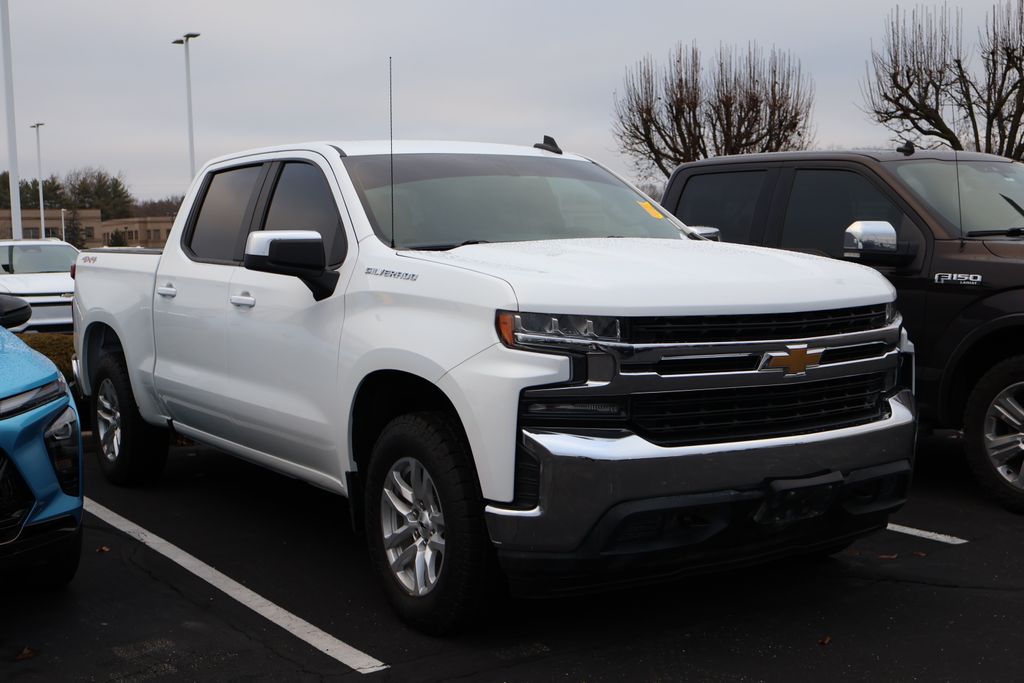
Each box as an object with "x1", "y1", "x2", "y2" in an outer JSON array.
[
  {"x1": 782, "y1": 170, "x2": 913, "y2": 259},
  {"x1": 676, "y1": 171, "x2": 767, "y2": 244},
  {"x1": 188, "y1": 165, "x2": 264, "y2": 262},
  {"x1": 263, "y1": 162, "x2": 346, "y2": 265}
]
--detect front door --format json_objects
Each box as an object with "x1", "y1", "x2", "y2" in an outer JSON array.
[{"x1": 219, "y1": 155, "x2": 354, "y2": 477}]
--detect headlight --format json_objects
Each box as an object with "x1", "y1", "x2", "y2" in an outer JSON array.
[
  {"x1": 496, "y1": 310, "x2": 622, "y2": 350},
  {"x1": 44, "y1": 406, "x2": 80, "y2": 497},
  {"x1": 885, "y1": 302, "x2": 898, "y2": 325},
  {"x1": 0, "y1": 376, "x2": 66, "y2": 419}
]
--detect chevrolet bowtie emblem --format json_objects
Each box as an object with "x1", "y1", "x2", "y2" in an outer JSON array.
[{"x1": 762, "y1": 344, "x2": 823, "y2": 376}]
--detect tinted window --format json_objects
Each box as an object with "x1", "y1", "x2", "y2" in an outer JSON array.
[
  {"x1": 263, "y1": 163, "x2": 345, "y2": 264},
  {"x1": 188, "y1": 165, "x2": 263, "y2": 262},
  {"x1": 675, "y1": 171, "x2": 766, "y2": 243},
  {"x1": 782, "y1": 170, "x2": 908, "y2": 258},
  {"x1": 343, "y1": 154, "x2": 683, "y2": 249}
]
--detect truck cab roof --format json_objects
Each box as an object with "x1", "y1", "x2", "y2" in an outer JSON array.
[{"x1": 673, "y1": 149, "x2": 1011, "y2": 169}]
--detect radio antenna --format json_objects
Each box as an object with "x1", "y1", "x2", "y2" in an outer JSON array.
[{"x1": 389, "y1": 56, "x2": 395, "y2": 249}]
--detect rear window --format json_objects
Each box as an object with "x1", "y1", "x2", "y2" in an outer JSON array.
[
  {"x1": 188, "y1": 165, "x2": 263, "y2": 262},
  {"x1": 675, "y1": 171, "x2": 767, "y2": 244}
]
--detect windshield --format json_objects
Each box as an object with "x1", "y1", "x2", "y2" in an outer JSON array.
[
  {"x1": 343, "y1": 153, "x2": 685, "y2": 249},
  {"x1": 0, "y1": 244, "x2": 78, "y2": 274},
  {"x1": 888, "y1": 158, "x2": 1024, "y2": 236}
]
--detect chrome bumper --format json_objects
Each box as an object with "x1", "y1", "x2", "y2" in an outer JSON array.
[{"x1": 486, "y1": 389, "x2": 916, "y2": 558}]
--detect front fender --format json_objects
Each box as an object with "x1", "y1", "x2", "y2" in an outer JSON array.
[{"x1": 935, "y1": 288, "x2": 1024, "y2": 423}]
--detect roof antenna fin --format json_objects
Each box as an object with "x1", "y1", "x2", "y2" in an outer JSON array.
[
  {"x1": 896, "y1": 140, "x2": 915, "y2": 156},
  {"x1": 534, "y1": 135, "x2": 562, "y2": 155}
]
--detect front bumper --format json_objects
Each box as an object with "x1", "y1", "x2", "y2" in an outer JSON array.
[
  {"x1": 486, "y1": 388, "x2": 915, "y2": 592},
  {"x1": 0, "y1": 390, "x2": 83, "y2": 566}
]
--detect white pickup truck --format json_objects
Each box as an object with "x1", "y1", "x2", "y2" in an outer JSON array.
[{"x1": 73, "y1": 140, "x2": 916, "y2": 633}]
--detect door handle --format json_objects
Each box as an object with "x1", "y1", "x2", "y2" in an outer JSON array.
[
  {"x1": 229, "y1": 293, "x2": 256, "y2": 308},
  {"x1": 156, "y1": 284, "x2": 177, "y2": 298}
]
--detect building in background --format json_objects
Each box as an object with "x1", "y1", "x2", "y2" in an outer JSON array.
[
  {"x1": 96, "y1": 216, "x2": 174, "y2": 249},
  {"x1": 0, "y1": 210, "x2": 173, "y2": 249}
]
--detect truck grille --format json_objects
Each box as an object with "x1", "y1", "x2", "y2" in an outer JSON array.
[
  {"x1": 0, "y1": 452, "x2": 34, "y2": 544},
  {"x1": 626, "y1": 304, "x2": 888, "y2": 344},
  {"x1": 630, "y1": 373, "x2": 890, "y2": 446},
  {"x1": 521, "y1": 373, "x2": 890, "y2": 448}
]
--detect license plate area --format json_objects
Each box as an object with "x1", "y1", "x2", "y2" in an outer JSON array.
[{"x1": 754, "y1": 471, "x2": 844, "y2": 525}]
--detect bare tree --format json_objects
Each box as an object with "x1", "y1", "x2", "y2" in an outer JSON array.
[
  {"x1": 614, "y1": 42, "x2": 815, "y2": 177},
  {"x1": 865, "y1": 1, "x2": 1024, "y2": 158}
]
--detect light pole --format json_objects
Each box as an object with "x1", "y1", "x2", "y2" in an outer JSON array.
[
  {"x1": 1, "y1": 0, "x2": 22, "y2": 240},
  {"x1": 60, "y1": 208, "x2": 65, "y2": 242},
  {"x1": 172, "y1": 32, "x2": 200, "y2": 179},
  {"x1": 30, "y1": 122, "x2": 44, "y2": 238}
]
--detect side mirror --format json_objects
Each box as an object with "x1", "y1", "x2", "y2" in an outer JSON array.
[
  {"x1": 843, "y1": 221, "x2": 917, "y2": 267},
  {"x1": 689, "y1": 226, "x2": 721, "y2": 242},
  {"x1": 0, "y1": 294, "x2": 31, "y2": 330},
  {"x1": 243, "y1": 230, "x2": 339, "y2": 301}
]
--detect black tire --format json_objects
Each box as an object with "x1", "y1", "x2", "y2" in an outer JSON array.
[
  {"x1": 28, "y1": 526, "x2": 83, "y2": 588},
  {"x1": 364, "y1": 412, "x2": 493, "y2": 635},
  {"x1": 90, "y1": 352, "x2": 168, "y2": 486},
  {"x1": 964, "y1": 355, "x2": 1024, "y2": 513}
]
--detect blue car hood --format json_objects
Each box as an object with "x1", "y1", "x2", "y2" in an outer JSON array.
[{"x1": 0, "y1": 328, "x2": 60, "y2": 398}]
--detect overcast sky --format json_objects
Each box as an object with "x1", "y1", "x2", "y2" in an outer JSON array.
[{"x1": 0, "y1": 0, "x2": 991, "y2": 200}]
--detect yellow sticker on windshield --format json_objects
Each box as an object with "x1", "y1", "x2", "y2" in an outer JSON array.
[{"x1": 637, "y1": 200, "x2": 664, "y2": 219}]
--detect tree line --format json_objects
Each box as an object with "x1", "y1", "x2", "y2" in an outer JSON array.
[
  {"x1": 615, "y1": 0, "x2": 1024, "y2": 177},
  {"x1": 0, "y1": 168, "x2": 182, "y2": 221}
]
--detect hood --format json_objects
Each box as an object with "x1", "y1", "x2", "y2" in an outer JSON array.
[
  {"x1": 0, "y1": 272, "x2": 74, "y2": 295},
  {"x1": 0, "y1": 328, "x2": 60, "y2": 397},
  {"x1": 984, "y1": 240, "x2": 1024, "y2": 260},
  {"x1": 403, "y1": 238, "x2": 895, "y2": 316}
]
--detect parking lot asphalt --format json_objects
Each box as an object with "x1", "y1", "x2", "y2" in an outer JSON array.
[{"x1": 2, "y1": 435, "x2": 1021, "y2": 682}]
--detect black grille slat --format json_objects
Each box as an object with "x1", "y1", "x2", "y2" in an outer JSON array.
[
  {"x1": 521, "y1": 374, "x2": 890, "y2": 448},
  {"x1": 630, "y1": 374, "x2": 887, "y2": 446},
  {"x1": 627, "y1": 305, "x2": 887, "y2": 344}
]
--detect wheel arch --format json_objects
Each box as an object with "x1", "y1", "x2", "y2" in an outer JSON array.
[
  {"x1": 349, "y1": 369, "x2": 472, "y2": 484},
  {"x1": 941, "y1": 314, "x2": 1024, "y2": 427},
  {"x1": 80, "y1": 320, "x2": 125, "y2": 398}
]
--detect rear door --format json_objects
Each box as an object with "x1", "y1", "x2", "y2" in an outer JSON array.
[
  {"x1": 152, "y1": 162, "x2": 267, "y2": 436},
  {"x1": 662, "y1": 164, "x2": 779, "y2": 245},
  {"x1": 219, "y1": 153, "x2": 355, "y2": 477}
]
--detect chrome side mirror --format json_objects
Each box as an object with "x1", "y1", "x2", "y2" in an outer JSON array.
[
  {"x1": 689, "y1": 226, "x2": 721, "y2": 242},
  {"x1": 844, "y1": 221, "x2": 897, "y2": 255},
  {"x1": 843, "y1": 220, "x2": 917, "y2": 267},
  {"x1": 243, "y1": 230, "x2": 339, "y2": 301}
]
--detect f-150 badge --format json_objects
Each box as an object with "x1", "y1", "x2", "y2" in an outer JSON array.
[{"x1": 934, "y1": 273, "x2": 982, "y2": 285}]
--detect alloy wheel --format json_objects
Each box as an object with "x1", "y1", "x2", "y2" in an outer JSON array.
[{"x1": 379, "y1": 456, "x2": 446, "y2": 596}]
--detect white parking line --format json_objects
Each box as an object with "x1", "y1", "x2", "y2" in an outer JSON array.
[
  {"x1": 84, "y1": 497, "x2": 388, "y2": 674},
  {"x1": 886, "y1": 522, "x2": 969, "y2": 545}
]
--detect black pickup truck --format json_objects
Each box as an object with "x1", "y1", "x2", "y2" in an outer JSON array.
[{"x1": 662, "y1": 148, "x2": 1024, "y2": 511}]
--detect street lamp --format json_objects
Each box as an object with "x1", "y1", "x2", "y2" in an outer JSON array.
[
  {"x1": 29, "y1": 122, "x2": 44, "y2": 239},
  {"x1": 60, "y1": 208, "x2": 66, "y2": 242},
  {"x1": 172, "y1": 32, "x2": 200, "y2": 179},
  {"x1": 1, "y1": 0, "x2": 23, "y2": 240}
]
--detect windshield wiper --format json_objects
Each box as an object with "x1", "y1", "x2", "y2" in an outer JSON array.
[
  {"x1": 405, "y1": 240, "x2": 490, "y2": 251},
  {"x1": 965, "y1": 227, "x2": 1024, "y2": 238}
]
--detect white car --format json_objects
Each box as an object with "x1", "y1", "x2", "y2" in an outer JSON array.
[
  {"x1": 72, "y1": 140, "x2": 916, "y2": 633},
  {"x1": 0, "y1": 239, "x2": 78, "y2": 333}
]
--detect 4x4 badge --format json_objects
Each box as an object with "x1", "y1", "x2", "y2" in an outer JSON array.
[{"x1": 761, "y1": 344, "x2": 823, "y2": 376}]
